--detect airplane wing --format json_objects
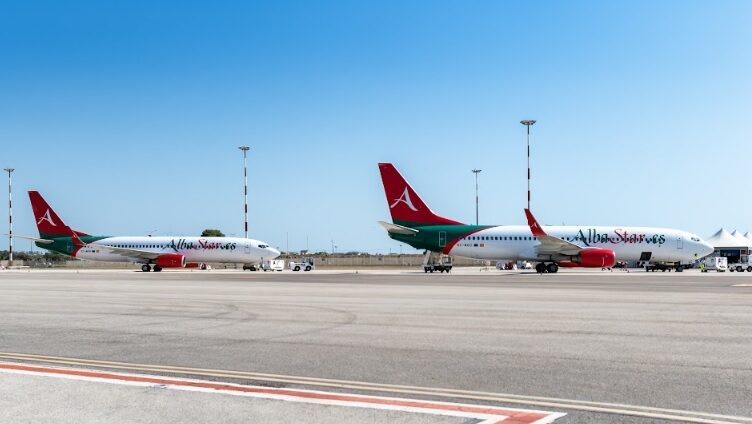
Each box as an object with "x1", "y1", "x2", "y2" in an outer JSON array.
[
  {"x1": 524, "y1": 209, "x2": 583, "y2": 256},
  {"x1": 378, "y1": 221, "x2": 419, "y2": 236},
  {"x1": 4, "y1": 234, "x2": 54, "y2": 244},
  {"x1": 88, "y1": 243, "x2": 162, "y2": 260}
]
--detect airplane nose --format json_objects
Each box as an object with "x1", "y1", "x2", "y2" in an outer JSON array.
[
  {"x1": 269, "y1": 248, "x2": 281, "y2": 258},
  {"x1": 702, "y1": 242, "x2": 714, "y2": 257}
]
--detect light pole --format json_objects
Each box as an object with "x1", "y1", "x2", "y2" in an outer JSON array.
[
  {"x1": 472, "y1": 169, "x2": 482, "y2": 225},
  {"x1": 4, "y1": 168, "x2": 14, "y2": 266},
  {"x1": 238, "y1": 146, "x2": 250, "y2": 239},
  {"x1": 520, "y1": 120, "x2": 536, "y2": 210}
]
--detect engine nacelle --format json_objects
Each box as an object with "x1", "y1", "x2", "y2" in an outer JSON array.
[
  {"x1": 578, "y1": 248, "x2": 616, "y2": 268},
  {"x1": 156, "y1": 253, "x2": 186, "y2": 268}
]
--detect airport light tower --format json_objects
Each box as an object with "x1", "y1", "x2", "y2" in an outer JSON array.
[
  {"x1": 4, "y1": 168, "x2": 14, "y2": 266},
  {"x1": 238, "y1": 146, "x2": 250, "y2": 239},
  {"x1": 472, "y1": 169, "x2": 482, "y2": 225},
  {"x1": 520, "y1": 120, "x2": 536, "y2": 210}
]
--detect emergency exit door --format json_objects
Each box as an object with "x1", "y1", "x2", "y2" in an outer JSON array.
[{"x1": 677, "y1": 236, "x2": 683, "y2": 249}]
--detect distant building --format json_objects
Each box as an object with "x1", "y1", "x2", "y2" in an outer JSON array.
[{"x1": 706, "y1": 228, "x2": 751, "y2": 264}]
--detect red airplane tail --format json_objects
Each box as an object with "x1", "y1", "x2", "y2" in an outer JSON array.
[
  {"x1": 378, "y1": 163, "x2": 462, "y2": 227},
  {"x1": 29, "y1": 191, "x2": 88, "y2": 238}
]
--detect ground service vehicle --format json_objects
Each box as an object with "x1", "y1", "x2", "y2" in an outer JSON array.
[
  {"x1": 728, "y1": 257, "x2": 751, "y2": 272},
  {"x1": 261, "y1": 259, "x2": 285, "y2": 271},
  {"x1": 289, "y1": 258, "x2": 314, "y2": 271},
  {"x1": 701, "y1": 256, "x2": 727, "y2": 272},
  {"x1": 422, "y1": 251, "x2": 452, "y2": 273}
]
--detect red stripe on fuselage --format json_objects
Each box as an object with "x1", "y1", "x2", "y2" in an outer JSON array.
[{"x1": 442, "y1": 227, "x2": 491, "y2": 255}]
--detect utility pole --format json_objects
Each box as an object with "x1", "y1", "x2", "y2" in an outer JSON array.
[
  {"x1": 520, "y1": 120, "x2": 536, "y2": 210},
  {"x1": 472, "y1": 169, "x2": 482, "y2": 225},
  {"x1": 238, "y1": 146, "x2": 250, "y2": 239},
  {"x1": 4, "y1": 168, "x2": 14, "y2": 266}
]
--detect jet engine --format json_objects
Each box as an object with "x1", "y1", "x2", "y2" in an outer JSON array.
[
  {"x1": 156, "y1": 253, "x2": 187, "y2": 268},
  {"x1": 578, "y1": 248, "x2": 616, "y2": 268}
]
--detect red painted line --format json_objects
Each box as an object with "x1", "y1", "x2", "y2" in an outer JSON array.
[{"x1": 0, "y1": 362, "x2": 559, "y2": 423}]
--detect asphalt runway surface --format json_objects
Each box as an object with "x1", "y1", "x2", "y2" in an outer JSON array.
[{"x1": 0, "y1": 269, "x2": 750, "y2": 423}]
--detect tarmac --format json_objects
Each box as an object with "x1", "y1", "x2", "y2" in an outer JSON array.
[{"x1": 0, "y1": 268, "x2": 750, "y2": 423}]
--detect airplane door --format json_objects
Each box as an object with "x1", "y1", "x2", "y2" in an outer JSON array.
[
  {"x1": 677, "y1": 236, "x2": 684, "y2": 249},
  {"x1": 244, "y1": 243, "x2": 251, "y2": 255},
  {"x1": 439, "y1": 231, "x2": 447, "y2": 248}
]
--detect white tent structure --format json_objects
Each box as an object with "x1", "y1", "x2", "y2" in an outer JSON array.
[
  {"x1": 745, "y1": 232, "x2": 752, "y2": 242},
  {"x1": 731, "y1": 230, "x2": 751, "y2": 247},
  {"x1": 706, "y1": 228, "x2": 750, "y2": 264}
]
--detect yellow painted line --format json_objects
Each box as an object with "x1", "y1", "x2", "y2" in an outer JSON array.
[{"x1": 0, "y1": 352, "x2": 750, "y2": 424}]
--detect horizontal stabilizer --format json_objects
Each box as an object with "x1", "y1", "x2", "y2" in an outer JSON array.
[
  {"x1": 5, "y1": 234, "x2": 54, "y2": 244},
  {"x1": 378, "y1": 221, "x2": 419, "y2": 236}
]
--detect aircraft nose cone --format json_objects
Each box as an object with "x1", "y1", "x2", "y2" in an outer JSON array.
[
  {"x1": 701, "y1": 241, "x2": 714, "y2": 257},
  {"x1": 269, "y1": 248, "x2": 281, "y2": 258}
]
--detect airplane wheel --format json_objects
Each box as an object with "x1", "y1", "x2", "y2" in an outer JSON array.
[
  {"x1": 535, "y1": 263, "x2": 546, "y2": 273},
  {"x1": 153, "y1": 266, "x2": 162, "y2": 272},
  {"x1": 141, "y1": 264, "x2": 151, "y2": 272},
  {"x1": 546, "y1": 263, "x2": 559, "y2": 273}
]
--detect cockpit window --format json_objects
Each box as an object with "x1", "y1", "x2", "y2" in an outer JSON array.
[{"x1": 258, "y1": 244, "x2": 269, "y2": 249}]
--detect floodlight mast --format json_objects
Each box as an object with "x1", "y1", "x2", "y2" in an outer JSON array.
[
  {"x1": 520, "y1": 120, "x2": 536, "y2": 210},
  {"x1": 238, "y1": 146, "x2": 250, "y2": 239}
]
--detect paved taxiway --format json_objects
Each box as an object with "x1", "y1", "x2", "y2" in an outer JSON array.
[{"x1": 0, "y1": 269, "x2": 750, "y2": 423}]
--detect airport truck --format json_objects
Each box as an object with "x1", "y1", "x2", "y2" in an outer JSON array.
[
  {"x1": 700, "y1": 256, "x2": 728, "y2": 272},
  {"x1": 289, "y1": 258, "x2": 315, "y2": 271},
  {"x1": 727, "y1": 257, "x2": 751, "y2": 272},
  {"x1": 422, "y1": 251, "x2": 453, "y2": 273},
  {"x1": 261, "y1": 259, "x2": 285, "y2": 272}
]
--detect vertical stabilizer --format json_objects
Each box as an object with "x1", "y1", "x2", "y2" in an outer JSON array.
[{"x1": 378, "y1": 163, "x2": 462, "y2": 227}]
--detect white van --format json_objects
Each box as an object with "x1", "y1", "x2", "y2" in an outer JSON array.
[
  {"x1": 701, "y1": 256, "x2": 727, "y2": 272},
  {"x1": 261, "y1": 259, "x2": 285, "y2": 272}
]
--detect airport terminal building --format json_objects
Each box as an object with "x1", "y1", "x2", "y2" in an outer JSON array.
[{"x1": 706, "y1": 228, "x2": 752, "y2": 264}]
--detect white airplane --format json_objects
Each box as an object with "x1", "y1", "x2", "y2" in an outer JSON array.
[
  {"x1": 19, "y1": 191, "x2": 280, "y2": 272},
  {"x1": 378, "y1": 163, "x2": 715, "y2": 273}
]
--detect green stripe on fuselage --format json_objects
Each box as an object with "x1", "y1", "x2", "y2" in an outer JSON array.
[
  {"x1": 387, "y1": 222, "x2": 492, "y2": 252},
  {"x1": 36, "y1": 235, "x2": 110, "y2": 256}
]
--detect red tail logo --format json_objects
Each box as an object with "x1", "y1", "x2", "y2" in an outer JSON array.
[
  {"x1": 378, "y1": 163, "x2": 462, "y2": 226},
  {"x1": 37, "y1": 209, "x2": 57, "y2": 227},
  {"x1": 390, "y1": 187, "x2": 419, "y2": 212}
]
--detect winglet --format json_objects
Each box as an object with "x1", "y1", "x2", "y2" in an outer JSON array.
[{"x1": 524, "y1": 209, "x2": 547, "y2": 237}]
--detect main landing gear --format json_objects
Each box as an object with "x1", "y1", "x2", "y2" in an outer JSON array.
[
  {"x1": 536, "y1": 262, "x2": 559, "y2": 273},
  {"x1": 141, "y1": 264, "x2": 162, "y2": 272}
]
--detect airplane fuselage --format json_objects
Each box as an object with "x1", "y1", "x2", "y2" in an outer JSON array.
[
  {"x1": 40, "y1": 236, "x2": 280, "y2": 265},
  {"x1": 390, "y1": 224, "x2": 711, "y2": 264}
]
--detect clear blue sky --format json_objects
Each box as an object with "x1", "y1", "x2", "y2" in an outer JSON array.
[{"x1": 1, "y1": 0, "x2": 750, "y2": 254}]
